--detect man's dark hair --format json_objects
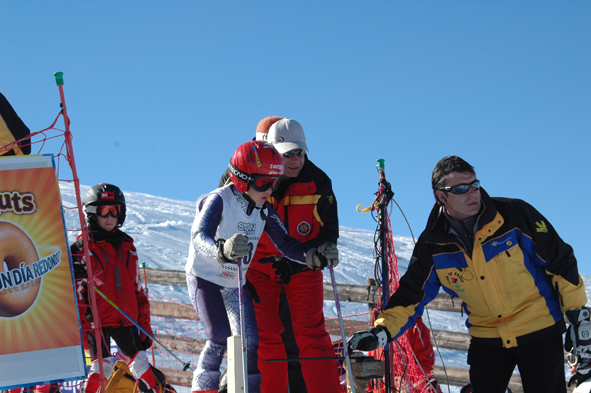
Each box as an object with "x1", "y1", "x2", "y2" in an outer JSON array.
[{"x1": 431, "y1": 156, "x2": 476, "y2": 198}]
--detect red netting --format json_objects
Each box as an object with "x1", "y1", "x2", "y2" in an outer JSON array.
[{"x1": 363, "y1": 171, "x2": 439, "y2": 393}]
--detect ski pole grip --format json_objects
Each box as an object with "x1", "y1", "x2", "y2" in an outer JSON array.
[
  {"x1": 377, "y1": 158, "x2": 385, "y2": 171},
  {"x1": 54, "y1": 72, "x2": 64, "y2": 86}
]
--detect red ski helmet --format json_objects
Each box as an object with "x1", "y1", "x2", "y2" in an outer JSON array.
[{"x1": 229, "y1": 141, "x2": 284, "y2": 193}]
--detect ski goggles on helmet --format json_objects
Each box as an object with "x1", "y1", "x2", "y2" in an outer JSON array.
[
  {"x1": 250, "y1": 175, "x2": 281, "y2": 192},
  {"x1": 282, "y1": 149, "x2": 305, "y2": 159},
  {"x1": 439, "y1": 180, "x2": 481, "y2": 195},
  {"x1": 94, "y1": 204, "x2": 124, "y2": 218}
]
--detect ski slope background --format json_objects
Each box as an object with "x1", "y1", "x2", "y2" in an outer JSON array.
[{"x1": 59, "y1": 182, "x2": 591, "y2": 392}]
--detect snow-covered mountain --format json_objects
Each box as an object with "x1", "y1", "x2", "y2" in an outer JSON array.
[{"x1": 58, "y1": 182, "x2": 590, "y2": 393}]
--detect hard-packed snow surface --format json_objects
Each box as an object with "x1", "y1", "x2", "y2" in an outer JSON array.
[{"x1": 59, "y1": 182, "x2": 590, "y2": 393}]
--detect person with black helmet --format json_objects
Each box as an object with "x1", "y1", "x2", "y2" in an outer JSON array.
[
  {"x1": 184, "y1": 140, "x2": 339, "y2": 393},
  {"x1": 71, "y1": 183, "x2": 161, "y2": 393}
]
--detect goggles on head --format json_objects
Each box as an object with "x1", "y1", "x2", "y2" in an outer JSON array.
[
  {"x1": 87, "y1": 204, "x2": 125, "y2": 218},
  {"x1": 282, "y1": 149, "x2": 305, "y2": 159},
  {"x1": 439, "y1": 180, "x2": 481, "y2": 195}
]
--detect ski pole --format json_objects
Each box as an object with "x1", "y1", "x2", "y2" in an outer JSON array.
[
  {"x1": 236, "y1": 257, "x2": 249, "y2": 393},
  {"x1": 328, "y1": 265, "x2": 356, "y2": 393},
  {"x1": 94, "y1": 287, "x2": 193, "y2": 371}
]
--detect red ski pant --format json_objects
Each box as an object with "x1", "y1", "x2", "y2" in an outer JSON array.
[
  {"x1": 405, "y1": 317, "x2": 435, "y2": 375},
  {"x1": 247, "y1": 268, "x2": 341, "y2": 393}
]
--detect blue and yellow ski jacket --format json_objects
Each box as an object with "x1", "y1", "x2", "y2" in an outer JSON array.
[{"x1": 375, "y1": 189, "x2": 586, "y2": 348}]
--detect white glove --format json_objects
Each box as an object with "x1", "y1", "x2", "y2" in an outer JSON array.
[
  {"x1": 566, "y1": 307, "x2": 591, "y2": 358},
  {"x1": 217, "y1": 234, "x2": 250, "y2": 264},
  {"x1": 347, "y1": 326, "x2": 389, "y2": 353}
]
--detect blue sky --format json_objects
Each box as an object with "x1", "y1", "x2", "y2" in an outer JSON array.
[{"x1": 2, "y1": 2, "x2": 590, "y2": 274}]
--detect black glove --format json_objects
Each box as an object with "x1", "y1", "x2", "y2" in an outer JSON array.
[
  {"x1": 347, "y1": 326, "x2": 389, "y2": 353},
  {"x1": 244, "y1": 279, "x2": 260, "y2": 304},
  {"x1": 258, "y1": 256, "x2": 293, "y2": 284},
  {"x1": 72, "y1": 259, "x2": 88, "y2": 279},
  {"x1": 566, "y1": 307, "x2": 591, "y2": 357},
  {"x1": 273, "y1": 258, "x2": 293, "y2": 285},
  {"x1": 85, "y1": 307, "x2": 94, "y2": 323}
]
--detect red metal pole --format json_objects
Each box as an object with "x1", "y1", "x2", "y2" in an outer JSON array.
[{"x1": 54, "y1": 72, "x2": 107, "y2": 393}]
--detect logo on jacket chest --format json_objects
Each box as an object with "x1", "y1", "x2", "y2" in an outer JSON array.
[
  {"x1": 444, "y1": 268, "x2": 474, "y2": 293},
  {"x1": 297, "y1": 221, "x2": 311, "y2": 236}
]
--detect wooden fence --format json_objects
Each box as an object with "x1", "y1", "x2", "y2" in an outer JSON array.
[{"x1": 144, "y1": 268, "x2": 531, "y2": 392}]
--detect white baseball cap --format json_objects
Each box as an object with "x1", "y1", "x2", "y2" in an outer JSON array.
[{"x1": 267, "y1": 118, "x2": 309, "y2": 155}]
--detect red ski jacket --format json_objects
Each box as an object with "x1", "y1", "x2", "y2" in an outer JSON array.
[{"x1": 71, "y1": 231, "x2": 149, "y2": 328}]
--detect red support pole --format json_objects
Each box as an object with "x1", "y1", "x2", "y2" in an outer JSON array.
[{"x1": 54, "y1": 72, "x2": 107, "y2": 393}]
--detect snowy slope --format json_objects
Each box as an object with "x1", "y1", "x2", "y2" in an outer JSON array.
[{"x1": 58, "y1": 182, "x2": 590, "y2": 392}]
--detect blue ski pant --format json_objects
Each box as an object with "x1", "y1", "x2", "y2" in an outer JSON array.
[{"x1": 187, "y1": 273, "x2": 261, "y2": 392}]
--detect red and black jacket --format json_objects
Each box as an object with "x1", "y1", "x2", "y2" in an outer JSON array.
[
  {"x1": 249, "y1": 157, "x2": 339, "y2": 279},
  {"x1": 71, "y1": 230, "x2": 149, "y2": 328}
]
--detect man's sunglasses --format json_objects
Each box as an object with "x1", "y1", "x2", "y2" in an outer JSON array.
[
  {"x1": 282, "y1": 149, "x2": 305, "y2": 159},
  {"x1": 439, "y1": 180, "x2": 481, "y2": 195},
  {"x1": 251, "y1": 175, "x2": 281, "y2": 192},
  {"x1": 96, "y1": 204, "x2": 125, "y2": 218}
]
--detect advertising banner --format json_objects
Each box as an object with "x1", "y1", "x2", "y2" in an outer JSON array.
[{"x1": 0, "y1": 154, "x2": 86, "y2": 388}]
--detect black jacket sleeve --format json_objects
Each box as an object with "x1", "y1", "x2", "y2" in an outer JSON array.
[{"x1": 306, "y1": 163, "x2": 339, "y2": 248}]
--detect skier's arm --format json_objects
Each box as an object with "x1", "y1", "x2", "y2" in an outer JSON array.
[
  {"x1": 264, "y1": 204, "x2": 310, "y2": 265},
  {"x1": 374, "y1": 237, "x2": 441, "y2": 340},
  {"x1": 191, "y1": 193, "x2": 223, "y2": 259},
  {"x1": 70, "y1": 239, "x2": 87, "y2": 279},
  {"x1": 70, "y1": 239, "x2": 91, "y2": 325},
  {"x1": 516, "y1": 199, "x2": 587, "y2": 311}
]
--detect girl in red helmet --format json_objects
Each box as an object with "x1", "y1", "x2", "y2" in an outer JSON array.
[{"x1": 184, "y1": 140, "x2": 339, "y2": 393}]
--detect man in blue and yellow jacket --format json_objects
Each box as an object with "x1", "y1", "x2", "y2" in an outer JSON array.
[{"x1": 349, "y1": 155, "x2": 587, "y2": 393}]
